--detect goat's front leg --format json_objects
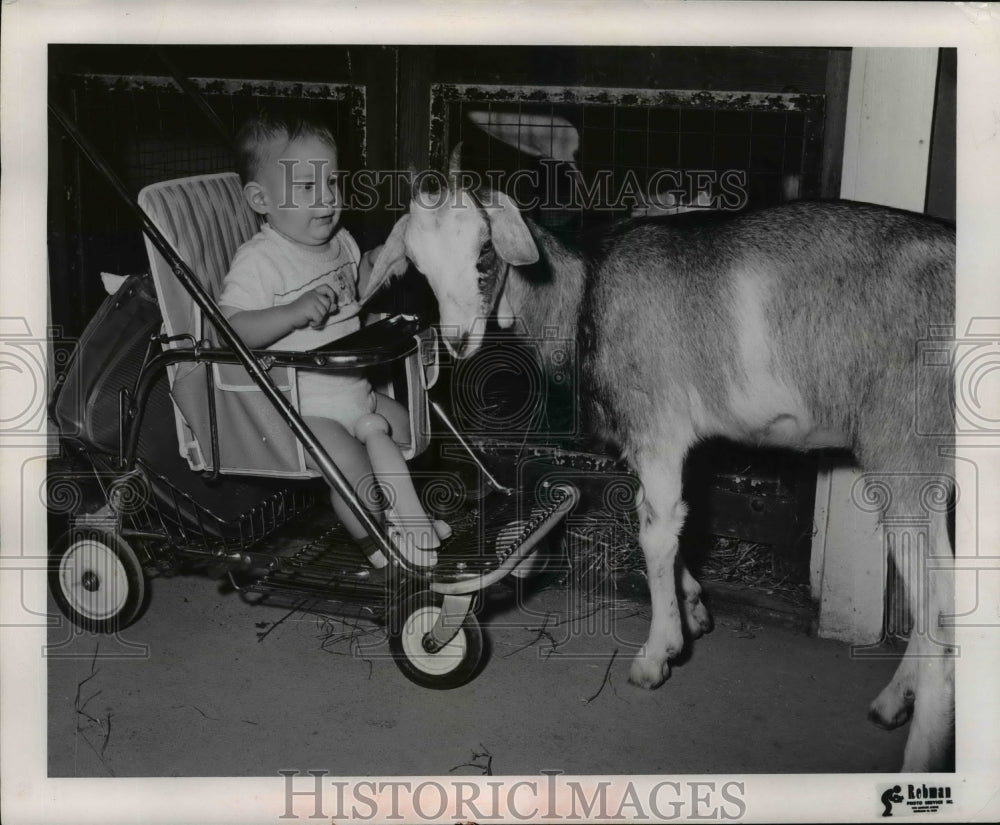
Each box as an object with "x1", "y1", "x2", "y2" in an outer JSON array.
[{"x1": 629, "y1": 453, "x2": 689, "y2": 689}]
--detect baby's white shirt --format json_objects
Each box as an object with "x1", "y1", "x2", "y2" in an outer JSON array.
[{"x1": 219, "y1": 222, "x2": 362, "y2": 351}]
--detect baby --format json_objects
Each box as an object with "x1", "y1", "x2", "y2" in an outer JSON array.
[{"x1": 219, "y1": 113, "x2": 443, "y2": 572}]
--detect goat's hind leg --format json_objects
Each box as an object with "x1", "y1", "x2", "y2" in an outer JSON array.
[
  {"x1": 629, "y1": 448, "x2": 691, "y2": 689},
  {"x1": 868, "y1": 491, "x2": 955, "y2": 771},
  {"x1": 901, "y1": 506, "x2": 955, "y2": 772},
  {"x1": 870, "y1": 653, "x2": 917, "y2": 731},
  {"x1": 679, "y1": 558, "x2": 713, "y2": 639},
  {"x1": 901, "y1": 637, "x2": 955, "y2": 772}
]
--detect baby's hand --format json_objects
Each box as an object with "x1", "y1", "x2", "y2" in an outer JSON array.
[{"x1": 289, "y1": 285, "x2": 338, "y2": 329}]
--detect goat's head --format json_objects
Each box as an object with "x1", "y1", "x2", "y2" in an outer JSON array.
[{"x1": 369, "y1": 169, "x2": 539, "y2": 358}]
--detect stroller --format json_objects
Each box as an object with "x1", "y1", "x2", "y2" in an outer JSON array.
[{"x1": 47, "y1": 108, "x2": 579, "y2": 689}]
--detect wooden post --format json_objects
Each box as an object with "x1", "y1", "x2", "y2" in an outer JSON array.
[{"x1": 812, "y1": 47, "x2": 940, "y2": 643}]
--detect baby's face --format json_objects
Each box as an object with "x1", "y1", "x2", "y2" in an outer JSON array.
[{"x1": 255, "y1": 134, "x2": 342, "y2": 247}]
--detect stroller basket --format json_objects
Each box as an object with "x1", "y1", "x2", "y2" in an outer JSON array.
[{"x1": 98, "y1": 454, "x2": 320, "y2": 556}]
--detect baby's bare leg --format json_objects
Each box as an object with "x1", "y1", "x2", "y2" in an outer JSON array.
[
  {"x1": 373, "y1": 392, "x2": 411, "y2": 445},
  {"x1": 303, "y1": 416, "x2": 382, "y2": 540},
  {"x1": 355, "y1": 413, "x2": 439, "y2": 567},
  {"x1": 372, "y1": 393, "x2": 450, "y2": 540}
]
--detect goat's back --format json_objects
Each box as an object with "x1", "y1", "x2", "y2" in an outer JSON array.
[{"x1": 578, "y1": 200, "x2": 955, "y2": 471}]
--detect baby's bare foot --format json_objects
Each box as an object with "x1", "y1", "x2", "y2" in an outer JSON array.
[{"x1": 386, "y1": 523, "x2": 439, "y2": 568}]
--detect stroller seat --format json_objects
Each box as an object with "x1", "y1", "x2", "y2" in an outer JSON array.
[{"x1": 138, "y1": 172, "x2": 435, "y2": 478}]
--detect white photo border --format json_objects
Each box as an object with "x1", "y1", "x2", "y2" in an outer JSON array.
[{"x1": 2, "y1": 1, "x2": 998, "y2": 822}]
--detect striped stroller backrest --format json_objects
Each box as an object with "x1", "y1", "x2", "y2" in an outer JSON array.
[
  {"x1": 138, "y1": 173, "x2": 261, "y2": 344},
  {"x1": 136, "y1": 173, "x2": 313, "y2": 477}
]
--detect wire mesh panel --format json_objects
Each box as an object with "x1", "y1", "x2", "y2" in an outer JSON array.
[
  {"x1": 68, "y1": 74, "x2": 366, "y2": 186},
  {"x1": 430, "y1": 83, "x2": 825, "y2": 217}
]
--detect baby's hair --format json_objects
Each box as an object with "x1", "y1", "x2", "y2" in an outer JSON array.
[{"x1": 234, "y1": 113, "x2": 338, "y2": 184}]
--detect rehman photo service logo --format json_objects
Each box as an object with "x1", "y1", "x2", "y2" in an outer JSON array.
[
  {"x1": 879, "y1": 782, "x2": 955, "y2": 817},
  {"x1": 279, "y1": 771, "x2": 748, "y2": 821}
]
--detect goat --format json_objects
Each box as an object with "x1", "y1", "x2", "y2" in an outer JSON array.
[{"x1": 368, "y1": 169, "x2": 956, "y2": 772}]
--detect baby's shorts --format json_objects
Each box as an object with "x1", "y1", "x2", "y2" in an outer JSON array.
[{"x1": 298, "y1": 369, "x2": 377, "y2": 431}]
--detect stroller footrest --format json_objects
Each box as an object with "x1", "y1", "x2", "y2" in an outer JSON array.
[{"x1": 431, "y1": 482, "x2": 579, "y2": 592}]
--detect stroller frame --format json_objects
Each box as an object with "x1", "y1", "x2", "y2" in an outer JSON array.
[{"x1": 47, "y1": 102, "x2": 579, "y2": 689}]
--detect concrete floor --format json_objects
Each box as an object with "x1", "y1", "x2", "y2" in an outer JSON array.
[{"x1": 47, "y1": 569, "x2": 908, "y2": 778}]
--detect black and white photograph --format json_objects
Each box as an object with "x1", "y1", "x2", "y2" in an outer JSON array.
[{"x1": 2, "y1": 2, "x2": 999, "y2": 823}]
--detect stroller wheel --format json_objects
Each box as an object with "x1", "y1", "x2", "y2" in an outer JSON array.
[
  {"x1": 49, "y1": 527, "x2": 146, "y2": 633},
  {"x1": 388, "y1": 591, "x2": 484, "y2": 689}
]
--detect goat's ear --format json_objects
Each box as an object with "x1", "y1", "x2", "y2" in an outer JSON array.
[
  {"x1": 485, "y1": 191, "x2": 538, "y2": 266},
  {"x1": 361, "y1": 214, "x2": 410, "y2": 304}
]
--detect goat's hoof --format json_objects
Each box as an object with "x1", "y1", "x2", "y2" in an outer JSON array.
[
  {"x1": 685, "y1": 600, "x2": 713, "y2": 638},
  {"x1": 868, "y1": 689, "x2": 915, "y2": 730},
  {"x1": 629, "y1": 655, "x2": 670, "y2": 689}
]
